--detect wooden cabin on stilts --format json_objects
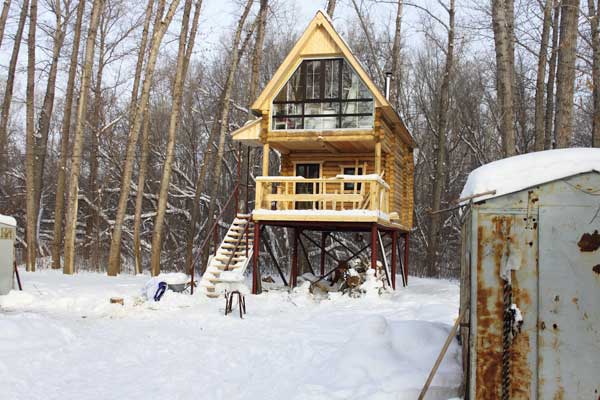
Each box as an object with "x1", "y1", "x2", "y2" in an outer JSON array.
[{"x1": 197, "y1": 10, "x2": 415, "y2": 297}]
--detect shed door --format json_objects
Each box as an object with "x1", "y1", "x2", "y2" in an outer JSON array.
[{"x1": 538, "y1": 206, "x2": 600, "y2": 399}]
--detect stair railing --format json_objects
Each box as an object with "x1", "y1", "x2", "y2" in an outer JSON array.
[{"x1": 190, "y1": 182, "x2": 240, "y2": 294}]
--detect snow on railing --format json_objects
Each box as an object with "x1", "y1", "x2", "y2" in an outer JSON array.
[{"x1": 254, "y1": 175, "x2": 390, "y2": 214}]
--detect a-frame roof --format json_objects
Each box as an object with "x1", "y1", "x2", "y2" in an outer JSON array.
[{"x1": 252, "y1": 10, "x2": 391, "y2": 112}]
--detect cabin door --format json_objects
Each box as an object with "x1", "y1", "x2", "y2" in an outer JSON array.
[{"x1": 295, "y1": 163, "x2": 320, "y2": 210}]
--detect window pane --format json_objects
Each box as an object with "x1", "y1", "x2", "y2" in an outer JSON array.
[
  {"x1": 305, "y1": 61, "x2": 320, "y2": 99},
  {"x1": 342, "y1": 116, "x2": 357, "y2": 129},
  {"x1": 305, "y1": 103, "x2": 320, "y2": 115},
  {"x1": 305, "y1": 116, "x2": 337, "y2": 130},
  {"x1": 341, "y1": 101, "x2": 357, "y2": 114},
  {"x1": 357, "y1": 100, "x2": 373, "y2": 114},
  {"x1": 357, "y1": 115, "x2": 373, "y2": 128},
  {"x1": 324, "y1": 60, "x2": 340, "y2": 99}
]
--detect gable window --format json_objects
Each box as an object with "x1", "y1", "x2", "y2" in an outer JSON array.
[{"x1": 272, "y1": 58, "x2": 374, "y2": 130}]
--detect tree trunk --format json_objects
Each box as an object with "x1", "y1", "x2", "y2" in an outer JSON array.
[
  {"x1": 107, "y1": 0, "x2": 181, "y2": 276},
  {"x1": 326, "y1": 0, "x2": 336, "y2": 17},
  {"x1": 545, "y1": 0, "x2": 560, "y2": 149},
  {"x1": 52, "y1": 0, "x2": 85, "y2": 270},
  {"x1": 24, "y1": 0, "x2": 38, "y2": 271},
  {"x1": 554, "y1": 0, "x2": 580, "y2": 148},
  {"x1": 492, "y1": 0, "x2": 516, "y2": 157},
  {"x1": 199, "y1": 0, "x2": 253, "y2": 275},
  {"x1": 425, "y1": 0, "x2": 454, "y2": 277},
  {"x1": 0, "y1": 0, "x2": 11, "y2": 47},
  {"x1": 63, "y1": 0, "x2": 105, "y2": 275},
  {"x1": 33, "y1": 0, "x2": 66, "y2": 223},
  {"x1": 184, "y1": 0, "x2": 254, "y2": 275},
  {"x1": 85, "y1": 15, "x2": 106, "y2": 270},
  {"x1": 149, "y1": 0, "x2": 198, "y2": 276},
  {"x1": 588, "y1": 0, "x2": 600, "y2": 147},
  {"x1": 534, "y1": 0, "x2": 552, "y2": 151},
  {"x1": 390, "y1": 0, "x2": 404, "y2": 110},
  {"x1": 0, "y1": 0, "x2": 29, "y2": 171},
  {"x1": 131, "y1": 0, "x2": 156, "y2": 275}
]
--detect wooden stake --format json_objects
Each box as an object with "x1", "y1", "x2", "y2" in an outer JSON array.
[
  {"x1": 252, "y1": 222, "x2": 261, "y2": 294},
  {"x1": 391, "y1": 231, "x2": 397, "y2": 290},
  {"x1": 320, "y1": 232, "x2": 327, "y2": 277},
  {"x1": 371, "y1": 224, "x2": 378, "y2": 272},
  {"x1": 418, "y1": 308, "x2": 466, "y2": 400}
]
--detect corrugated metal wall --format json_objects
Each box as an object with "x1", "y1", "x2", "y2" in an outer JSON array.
[{"x1": 0, "y1": 221, "x2": 15, "y2": 295}]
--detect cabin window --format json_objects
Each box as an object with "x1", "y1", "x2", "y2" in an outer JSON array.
[
  {"x1": 272, "y1": 58, "x2": 374, "y2": 130},
  {"x1": 342, "y1": 166, "x2": 363, "y2": 191}
]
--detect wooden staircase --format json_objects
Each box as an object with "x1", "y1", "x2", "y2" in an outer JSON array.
[{"x1": 199, "y1": 214, "x2": 254, "y2": 298}]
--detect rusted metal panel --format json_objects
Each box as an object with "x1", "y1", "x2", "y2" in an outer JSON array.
[
  {"x1": 538, "y1": 205, "x2": 600, "y2": 400},
  {"x1": 473, "y1": 211, "x2": 538, "y2": 400}
]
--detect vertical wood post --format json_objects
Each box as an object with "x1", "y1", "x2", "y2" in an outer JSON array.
[
  {"x1": 213, "y1": 224, "x2": 218, "y2": 256},
  {"x1": 320, "y1": 232, "x2": 327, "y2": 277},
  {"x1": 391, "y1": 230, "x2": 397, "y2": 290},
  {"x1": 291, "y1": 228, "x2": 299, "y2": 287},
  {"x1": 371, "y1": 224, "x2": 378, "y2": 272},
  {"x1": 245, "y1": 146, "x2": 250, "y2": 214},
  {"x1": 403, "y1": 232, "x2": 409, "y2": 284},
  {"x1": 262, "y1": 142, "x2": 270, "y2": 176},
  {"x1": 252, "y1": 222, "x2": 261, "y2": 294},
  {"x1": 375, "y1": 140, "x2": 382, "y2": 175},
  {"x1": 235, "y1": 142, "x2": 241, "y2": 214}
]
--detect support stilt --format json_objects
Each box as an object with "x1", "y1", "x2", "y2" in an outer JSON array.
[
  {"x1": 291, "y1": 228, "x2": 299, "y2": 287},
  {"x1": 252, "y1": 222, "x2": 261, "y2": 294},
  {"x1": 391, "y1": 231, "x2": 397, "y2": 290},
  {"x1": 403, "y1": 232, "x2": 409, "y2": 285},
  {"x1": 319, "y1": 232, "x2": 327, "y2": 277},
  {"x1": 371, "y1": 224, "x2": 378, "y2": 272}
]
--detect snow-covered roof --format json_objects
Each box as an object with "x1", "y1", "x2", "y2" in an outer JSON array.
[
  {"x1": 0, "y1": 214, "x2": 16, "y2": 227},
  {"x1": 460, "y1": 148, "x2": 600, "y2": 203}
]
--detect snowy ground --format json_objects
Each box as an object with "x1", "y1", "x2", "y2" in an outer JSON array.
[{"x1": 0, "y1": 269, "x2": 462, "y2": 400}]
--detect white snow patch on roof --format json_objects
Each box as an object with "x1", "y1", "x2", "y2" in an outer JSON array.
[
  {"x1": 460, "y1": 148, "x2": 600, "y2": 203},
  {"x1": 0, "y1": 214, "x2": 17, "y2": 227}
]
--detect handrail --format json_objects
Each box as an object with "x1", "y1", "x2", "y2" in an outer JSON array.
[
  {"x1": 190, "y1": 182, "x2": 240, "y2": 294},
  {"x1": 255, "y1": 175, "x2": 390, "y2": 214}
]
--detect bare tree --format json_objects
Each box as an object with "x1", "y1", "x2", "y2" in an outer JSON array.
[
  {"x1": 149, "y1": 0, "x2": 201, "y2": 276},
  {"x1": 390, "y1": 0, "x2": 404, "y2": 109},
  {"x1": 51, "y1": 0, "x2": 85, "y2": 270},
  {"x1": 107, "y1": 0, "x2": 181, "y2": 276},
  {"x1": 534, "y1": 0, "x2": 552, "y2": 151},
  {"x1": 554, "y1": 0, "x2": 580, "y2": 148},
  {"x1": 198, "y1": 0, "x2": 254, "y2": 275},
  {"x1": 326, "y1": 0, "x2": 336, "y2": 17},
  {"x1": 131, "y1": 0, "x2": 155, "y2": 274},
  {"x1": 0, "y1": 0, "x2": 29, "y2": 170},
  {"x1": 24, "y1": 0, "x2": 38, "y2": 271},
  {"x1": 425, "y1": 0, "x2": 454, "y2": 277},
  {"x1": 588, "y1": 0, "x2": 600, "y2": 147},
  {"x1": 545, "y1": 0, "x2": 560, "y2": 149},
  {"x1": 492, "y1": 0, "x2": 516, "y2": 156},
  {"x1": 0, "y1": 0, "x2": 10, "y2": 47},
  {"x1": 63, "y1": 0, "x2": 105, "y2": 274}
]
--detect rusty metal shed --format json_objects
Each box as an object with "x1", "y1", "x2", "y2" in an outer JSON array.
[{"x1": 458, "y1": 149, "x2": 600, "y2": 399}]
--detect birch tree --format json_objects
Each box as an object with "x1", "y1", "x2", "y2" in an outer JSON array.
[
  {"x1": 149, "y1": 0, "x2": 200, "y2": 276},
  {"x1": 0, "y1": 0, "x2": 10, "y2": 47},
  {"x1": 425, "y1": 0, "x2": 454, "y2": 277},
  {"x1": 51, "y1": 0, "x2": 85, "y2": 270},
  {"x1": 534, "y1": 0, "x2": 552, "y2": 151},
  {"x1": 63, "y1": 0, "x2": 105, "y2": 274},
  {"x1": 545, "y1": 0, "x2": 560, "y2": 149},
  {"x1": 492, "y1": 0, "x2": 516, "y2": 156},
  {"x1": 554, "y1": 0, "x2": 580, "y2": 148},
  {"x1": 0, "y1": 0, "x2": 29, "y2": 170},
  {"x1": 107, "y1": 0, "x2": 181, "y2": 276},
  {"x1": 24, "y1": 0, "x2": 38, "y2": 271},
  {"x1": 588, "y1": 0, "x2": 600, "y2": 147}
]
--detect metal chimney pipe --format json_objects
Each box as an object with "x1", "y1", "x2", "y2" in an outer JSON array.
[{"x1": 384, "y1": 72, "x2": 392, "y2": 100}]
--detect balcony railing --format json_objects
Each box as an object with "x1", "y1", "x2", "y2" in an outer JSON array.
[{"x1": 254, "y1": 175, "x2": 390, "y2": 215}]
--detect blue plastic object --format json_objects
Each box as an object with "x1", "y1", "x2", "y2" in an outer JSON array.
[{"x1": 154, "y1": 281, "x2": 167, "y2": 301}]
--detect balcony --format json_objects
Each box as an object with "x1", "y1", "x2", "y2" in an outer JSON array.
[{"x1": 252, "y1": 175, "x2": 400, "y2": 227}]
